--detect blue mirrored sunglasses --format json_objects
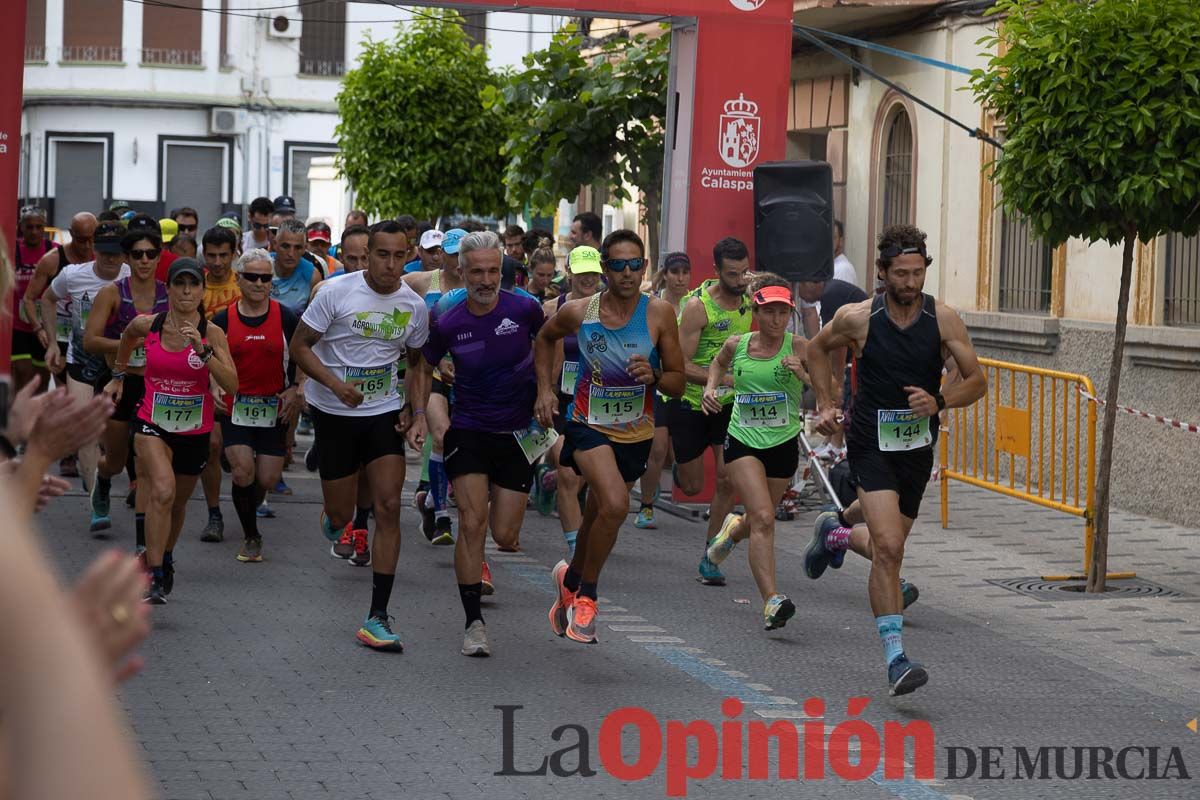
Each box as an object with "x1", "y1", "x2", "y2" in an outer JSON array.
[{"x1": 605, "y1": 257, "x2": 646, "y2": 272}]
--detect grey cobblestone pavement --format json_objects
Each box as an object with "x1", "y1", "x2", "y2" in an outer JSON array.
[{"x1": 39, "y1": 441, "x2": 1200, "y2": 800}]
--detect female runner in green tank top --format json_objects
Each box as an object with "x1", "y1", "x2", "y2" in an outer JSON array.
[{"x1": 700, "y1": 273, "x2": 808, "y2": 631}]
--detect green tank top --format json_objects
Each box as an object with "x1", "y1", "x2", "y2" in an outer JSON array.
[
  {"x1": 727, "y1": 332, "x2": 805, "y2": 450},
  {"x1": 682, "y1": 280, "x2": 752, "y2": 410}
]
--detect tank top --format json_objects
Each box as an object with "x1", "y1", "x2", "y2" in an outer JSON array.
[
  {"x1": 106, "y1": 277, "x2": 169, "y2": 370},
  {"x1": 226, "y1": 300, "x2": 287, "y2": 397},
  {"x1": 138, "y1": 313, "x2": 215, "y2": 436},
  {"x1": 849, "y1": 293, "x2": 943, "y2": 452},
  {"x1": 681, "y1": 279, "x2": 752, "y2": 410},
  {"x1": 270, "y1": 258, "x2": 315, "y2": 315},
  {"x1": 569, "y1": 293, "x2": 660, "y2": 444},
  {"x1": 13, "y1": 239, "x2": 52, "y2": 332},
  {"x1": 727, "y1": 332, "x2": 804, "y2": 450},
  {"x1": 53, "y1": 244, "x2": 77, "y2": 342},
  {"x1": 558, "y1": 292, "x2": 581, "y2": 397}
]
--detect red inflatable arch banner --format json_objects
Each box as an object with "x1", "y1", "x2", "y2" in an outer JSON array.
[{"x1": 0, "y1": 0, "x2": 794, "y2": 373}]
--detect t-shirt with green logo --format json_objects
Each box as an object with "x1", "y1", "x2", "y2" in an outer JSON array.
[
  {"x1": 682, "y1": 279, "x2": 752, "y2": 411},
  {"x1": 300, "y1": 271, "x2": 429, "y2": 417}
]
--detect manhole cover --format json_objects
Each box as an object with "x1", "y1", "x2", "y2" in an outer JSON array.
[{"x1": 986, "y1": 577, "x2": 1185, "y2": 602}]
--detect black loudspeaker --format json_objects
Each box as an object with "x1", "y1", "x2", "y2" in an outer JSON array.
[{"x1": 753, "y1": 160, "x2": 834, "y2": 282}]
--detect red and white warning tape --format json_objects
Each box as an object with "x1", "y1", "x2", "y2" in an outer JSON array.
[{"x1": 1076, "y1": 386, "x2": 1200, "y2": 434}]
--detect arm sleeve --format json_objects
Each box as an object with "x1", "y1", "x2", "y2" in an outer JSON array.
[{"x1": 299, "y1": 281, "x2": 334, "y2": 334}]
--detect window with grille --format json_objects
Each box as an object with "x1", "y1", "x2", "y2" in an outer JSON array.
[
  {"x1": 1164, "y1": 233, "x2": 1200, "y2": 327},
  {"x1": 26, "y1": 0, "x2": 46, "y2": 61},
  {"x1": 880, "y1": 106, "x2": 913, "y2": 229},
  {"x1": 62, "y1": 0, "x2": 123, "y2": 62},
  {"x1": 142, "y1": 0, "x2": 202, "y2": 66},
  {"x1": 990, "y1": 129, "x2": 1053, "y2": 314},
  {"x1": 300, "y1": 1, "x2": 346, "y2": 77}
]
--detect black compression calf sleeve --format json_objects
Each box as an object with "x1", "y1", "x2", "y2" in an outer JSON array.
[{"x1": 231, "y1": 482, "x2": 259, "y2": 539}]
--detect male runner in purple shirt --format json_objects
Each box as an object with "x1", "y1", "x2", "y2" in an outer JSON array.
[{"x1": 418, "y1": 231, "x2": 545, "y2": 658}]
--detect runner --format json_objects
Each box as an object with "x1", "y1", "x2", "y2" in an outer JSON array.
[
  {"x1": 539, "y1": 245, "x2": 603, "y2": 557},
  {"x1": 290, "y1": 220, "x2": 429, "y2": 651},
  {"x1": 83, "y1": 227, "x2": 170, "y2": 538},
  {"x1": 404, "y1": 228, "x2": 465, "y2": 546},
  {"x1": 196, "y1": 226, "x2": 243, "y2": 542},
  {"x1": 525, "y1": 241, "x2": 558, "y2": 303},
  {"x1": 698, "y1": 274, "x2": 807, "y2": 630},
  {"x1": 534, "y1": 229, "x2": 685, "y2": 644},
  {"x1": 211, "y1": 249, "x2": 301, "y2": 563},
  {"x1": 416, "y1": 231, "x2": 544, "y2": 657},
  {"x1": 804, "y1": 223, "x2": 987, "y2": 695},
  {"x1": 41, "y1": 221, "x2": 131, "y2": 492},
  {"x1": 11, "y1": 206, "x2": 54, "y2": 393},
  {"x1": 102, "y1": 258, "x2": 239, "y2": 603},
  {"x1": 635, "y1": 251, "x2": 692, "y2": 529},
  {"x1": 271, "y1": 218, "x2": 320, "y2": 315},
  {"x1": 671, "y1": 237, "x2": 754, "y2": 585}
]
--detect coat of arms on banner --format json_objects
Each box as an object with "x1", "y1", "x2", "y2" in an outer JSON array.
[
  {"x1": 728, "y1": 0, "x2": 767, "y2": 10},
  {"x1": 719, "y1": 94, "x2": 760, "y2": 169}
]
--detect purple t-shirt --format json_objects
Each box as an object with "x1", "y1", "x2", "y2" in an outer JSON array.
[{"x1": 422, "y1": 289, "x2": 544, "y2": 432}]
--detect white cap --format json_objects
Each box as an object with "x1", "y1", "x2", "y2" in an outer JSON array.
[{"x1": 419, "y1": 229, "x2": 445, "y2": 250}]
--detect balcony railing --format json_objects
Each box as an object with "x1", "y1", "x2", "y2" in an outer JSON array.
[
  {"x1": 60, "y1": 44, "x2": 124, "y2": 63},
  {"x1": 141, "y1": 48, "x2": 205, "y2": 67},
  {"x1": 25, "y1": 44, "x2": 47, "y2": 62},
  {"x1": 300, "y1": 59, "x2": 346, "y2": 77}
]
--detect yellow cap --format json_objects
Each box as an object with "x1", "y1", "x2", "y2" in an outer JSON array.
[
  {"x1": 568, "y1": 246, "x2": 602, "y2": 274},
  {"x1": 159, "y1": 218, "x2": 179, "y2": 243}
]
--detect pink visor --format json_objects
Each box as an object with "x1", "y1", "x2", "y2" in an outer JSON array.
[{"x1": 753, "y1": 286, "x2": 795, "y2": 307}]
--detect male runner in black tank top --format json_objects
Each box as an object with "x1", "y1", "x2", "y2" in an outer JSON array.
[{"x1": 804, "y1": 224, "x2": 987, "y2": 697}]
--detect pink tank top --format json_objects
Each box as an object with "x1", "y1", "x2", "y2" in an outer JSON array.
[{"x1": 137, "y1": 313, "x2": 214, "y2": 436}]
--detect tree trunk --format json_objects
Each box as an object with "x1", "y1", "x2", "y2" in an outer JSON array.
[
  {"x1": 1087, "y1": 230, "x2": 1136, "y2": 593},
  {"x1": 643, "y1": 187, "x2": 661, "y2": 270}
]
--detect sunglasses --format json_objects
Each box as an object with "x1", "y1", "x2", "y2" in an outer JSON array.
[
  {"x1": 252, "y1": 222, "x2": 271, "y2": 231},
  {"x1": 128, "y1": 248, "x2": 161, "y2": 260},
  {"x1": 605, "y1": 257, "x2": 646, "y2": 272},
  {"x1": 178, "y1": 224, "x2": 198, "y2": 233},
  {"x1": 239, "y1": 272, "x2": 273, "y2": 283}
]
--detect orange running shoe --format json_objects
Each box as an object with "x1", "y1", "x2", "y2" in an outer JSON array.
[
  {"x1": 548, "y1": 560, "x2": 574, "y2": 637},
  {"x1": 566, "y1": 596, "x2": 598, "y2": 644},
  {"x1": 331, "y1": 523, "x2": 354, "y2": 559},
  {"x1": 481, "y1": 561, "x2": 495, "y2": 596}
]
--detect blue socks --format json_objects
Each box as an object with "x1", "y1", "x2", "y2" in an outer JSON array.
[
  {"x1": 876, "y1": 614, "x2": 904, "y2": 666},
  {"x1": 429, "y1": 452, "x2": 449, "y2": 518}
]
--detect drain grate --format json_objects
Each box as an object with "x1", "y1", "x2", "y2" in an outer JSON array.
[{"x1": 986, "y1": 577, "x2": 1185, "y2": 602}]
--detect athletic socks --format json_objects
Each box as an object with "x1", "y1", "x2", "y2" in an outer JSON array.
[
  {"x1": 208, "y1": 505, "x2": 222, "y2": 521},
  {"x1": 429, "y1": 452, "x2": 448, "y2": 513},
  {"x1": 370, "y1": 572, "x2": 395, "y2": 619},
  {"x1": 135, "y1": 513, "x2": 146, "y2": 549},
  {"x1": 837, "y1": 509, "x2": 851, "y2": 528},
  {"x1": 97, "y1": 474, "x2": 112, "y2": 493},
  {"x1": 163, "y1": 551, "x2": 173, "y2": 566},
  {"x1": 579, "y1": 581, "x2": 598, "y2": 601},
  {"x1": 825, "y1": 525, "x2": 853, "y2": 552},
  {"x1": 458, "y1": 582, "x2": 484, "y2": 627},
  {"x1": 876, "y1": 614, "x2": 904, "y2": 666},
  {"x1": 231, "y1": 482, "x2": 259, "y2": 539},
  {"x1": 353, "y1": 505, "x2": 372, "y2": 530},
  {"x1": 562, "y1": 529, "x2": 578, "y2": 551},
  {"x1": 563, "y1": 566, "x2": 582, "y2": 595}
]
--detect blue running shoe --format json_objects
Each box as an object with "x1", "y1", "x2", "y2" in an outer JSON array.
[
  {"x1": 257, "y1": 500, "x2": 275, "y2": 518},
  {"x1": 901, "y1": 579, "x2": 920, "y2": 610},
  {"x1": 89, "y1": 470, "x2": 112, "y2": 533},
  {"x1": 319, "y1": 511, "x2": 342, "y2": 542},
  {"x1": 888, "y1": 653, "x2": 929, "y2": 696},
  {"x1": 698, "y1": 552, "x2": 726, "y2": 586},
  {"x1": 357, "y1": 615, "x2": 404, "y2": 651},
  {"x1": 634, "y1": 505, "x2": 656, "y2": 529},
  {"x1": 274, "y1": 478, "x2": 292, "y2": 496},
  {"x1": 804, "y1": 511, "x2": 839, "y2": 580}
]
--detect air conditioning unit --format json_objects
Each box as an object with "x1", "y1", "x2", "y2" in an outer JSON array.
[
  {"x1": 210, "y1": 107, "x2": 249, "y2": 135},
  {"x1": 267, "y1": 13, "x2": 302, "y2": 39}
]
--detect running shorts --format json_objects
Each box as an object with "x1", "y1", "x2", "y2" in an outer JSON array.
[
  {"x1": 560, "y1": 420, "x2": 652, "y2": 485},
  {"x1": 66, "y1": 359, "x2": 110, "y2": 391},
  {"x1": 221, "y1": 416, "x2": 288, "y2": 457},
  {"x1": 310, "y1": 407, "x2": 405, "y2": 481},
  {"x1": 443, "y1": 427, "x2": 534, "y2": 494},
  {"x1": 134, "y1": 421, "x2": 210, "y2": 476},
  {"x1": 668, "y1": 402, "x2": 731, "y2": 464},
  {"x1": 846, "y1": 443, "x2": 934, "y2": 520},
  {"x1": 724, "y1": 434, "x2": 799, "y2": 480},
  {"x1": 11, "y1": 329, "x2": 47, "y2": 365}
]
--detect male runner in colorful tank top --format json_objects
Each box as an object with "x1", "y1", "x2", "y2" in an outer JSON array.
[
  {"x1": 534, "y1": 229, "x2": 685, "y2": 645},
  {"x1": 805, "y1": 224, "x2": 987, "y2": 696}
]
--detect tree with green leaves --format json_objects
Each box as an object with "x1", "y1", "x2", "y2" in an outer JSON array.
[
  {"x1": 970, "y1": 0, "x2": 1200, "y2": 591},
  {"x1": 335, "y1": 9, "x2": 510, "y2": 221},
  {"x1": 488, "y1": 26, "x2": 669, "y2": 260}
]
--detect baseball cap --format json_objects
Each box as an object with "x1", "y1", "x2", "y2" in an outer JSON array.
[
  {"x1": 167, "y1": 257, "x2": 205, "y2": 284},
  {"x1": 568, "y1": 246, "x2": 602, "y2": 275},
  {"x1": 442, "y1": 228, "x2": 467, "y2": 256},
  {"x1": 216, "y1": 216, "x2": 241, "y2": 232},
  {"x1": 94, "y1": 221, "x2": 125, "y2": 254},
  {"x1": 108, "y1": 199, "x2": 131, "y2": 212},
  {"x1": 307, "y1": 228, "x2": 331, "y2": 244},
  {"x1": 273, "y1": 195, "x2": 297, "y2": 214},
  {"x1": 121, "y1": 210, "x2": 136, "y2": 222},
  {"x1": 159, "y1": 218, "x2": 179, "y2": 243},
  {"x1": 419, "y1": 229, "x2": 445, "y2": 250}
]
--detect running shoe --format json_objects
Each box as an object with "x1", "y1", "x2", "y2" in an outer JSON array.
[
  {"x1": 461, "y1": 620, "x2": 491, "y2": 657},
  {"x1": 236, "y1": 536, "x2": 264, "y2": 563},
  {"x1": 304, "y1": 445, "x2": 319, "y2": 473},
  {"x1": 705, "y1": 513, "x2": 742, "y2": 566},
  {"x1": 257, "y1": 500, "x2": 276, "y2": 518},
  {"x1": 533, "y1": 464, "x2": 556, "y2": 516},
  {"x1": 273, "y1": 478, "x2": 292, "y2": 496},
  {"x1": 349, "y1": 529, "x2": 371, "y2": 567},
  {"x1": 566, "y1": 596, "x2": 599, "y2": 644},
  {"x1": 431, "y1": 516, "x2": 454, "y2": 546},
  {"x1": 297, "y1": 413, "x2": 314, "y2": 436},
  {"x1": 200, "y1": 515, "x2": 225, "y2": 543},
  {"x1": 549, "y1": 560, "x2": 574, "y2": 637},
  {"x1": 330, "y1": 523, "x2": 355, "y2": 559},
  {"x1": 59, "y1": 455, "x2": 79, "y2": 478},
  {"x1": 319, "y1": 511, "x2": 342, "y2": 542},
  {"x1": 125, "y1": 480, "x2": 137, "y2": 509},
  {"x1": 412, "y1": 481, "x2": 429, "y2": 507},
  {"x1": 416, "y1": 490, "x2": 435, "y2": 541},
  {"x1": 763, "y1": 594, "x2": 797, "y2": 631},
  {"x1": 804, "y1": 511, "x2": 839, "y2": 580},
  {"x1": 481, "y1": 562, "x2": 495, "y2": 596},
  {"x1": 698, "y1": 553, "x2": 726, "y2": 586},
  {"x1": 89, "y1": 470, "x2": 112, "y2": 533},
  {"x1": 887, "y1": 653, "x2": 929, "y2": 697},
  {"x1": 634, "y1": 505, "x2": 656, "y2": 529},
  {"x1": 162, "y1": 561, "x2": 175, "y2": 595},
  {"x1": 901, "y1": 579, "x2": 920, "y2": 610},
  {"x1": 144, "y1": 579, "x2": 167, "y2": 605},
  {"x1": 357, "y1": 615, "x2": 403, "y2": 651}
]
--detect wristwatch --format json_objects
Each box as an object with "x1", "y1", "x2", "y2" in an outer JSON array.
[
  {"x1": 935, "y1": 392, "x2": 946, "y2": 412},
  {"x1": 198, "y1": 345, "x2": 215, "y2": 363}
]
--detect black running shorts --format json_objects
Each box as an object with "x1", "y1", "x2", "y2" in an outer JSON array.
[
  {"x1": 443, "y1": 427, "x2": 534, "y2": 494},
  {"x1": 310, "y1": 407, "x2": 405, "y2": 481},
  {"x1": 134, "y1": 421, "x2": 210, "y2": 476},
  {"x1": 724, "y1": 434, "x2": 800, "y2": 480},
  {"x1": 846, "y1": 443, "x2": 934, "y2": 520},
  {"x1": 668, "y1": 402, "x2": 731, "y2": 464},
  {"x1": 560, "y1": 420, "x2": 652, "y2": 485},
  {"x1": 111, "y1": 373, "x2": 147, "y2": 423}
]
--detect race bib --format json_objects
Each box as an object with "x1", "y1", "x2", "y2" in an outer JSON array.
[
  {"x1": 877, "y1": 409, "x2": 932, "y2": 452},
  {"x1": 513, "y1": 419, "x2": 560, "y2": 465},
  {"x1": 231, "y1": 394, "x2": 279, "y2": 428},
  {"x1": 151, "y1": 392, "x2": 204, "y2": 433},
  {"x1": 344, "y1": 365, "x2": 394, "y2": 404},
  {"x1": 587, "y1": 385, "x2": 646, "y2": 426},
  {"x1": 560, "y1": 361, "x2": 580, "y2": 395},
  {"x1": 737, "y1": 392, "x2": 788, "y2": 428},
  {"x1": 55, "y1": 318, "x2": 70, "y2": 342},
  {"x1": 127, "y1": 344, "x2": 147, "y2": 369}
]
